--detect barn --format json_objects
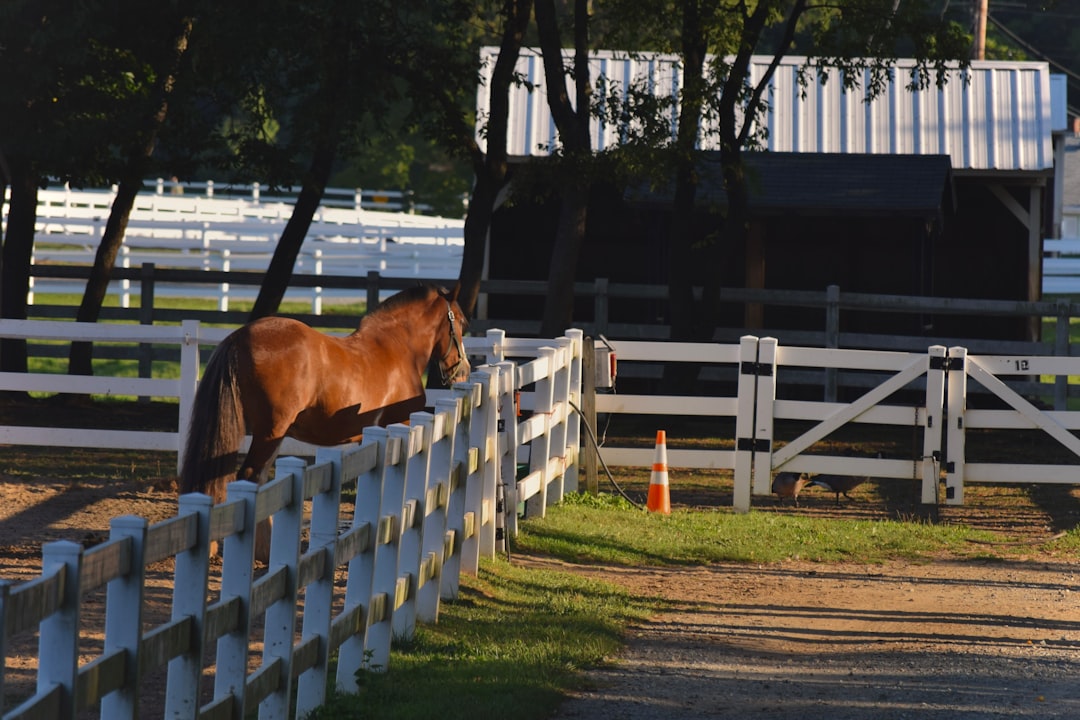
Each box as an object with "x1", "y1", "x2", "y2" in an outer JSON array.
[{"x1": 478, "y1": 50, "x2": 1068, "y2": 342}]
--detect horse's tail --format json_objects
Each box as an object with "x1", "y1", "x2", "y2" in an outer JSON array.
[{"x1": 179, "y1": 336, "x2": 245, "y2": 504}]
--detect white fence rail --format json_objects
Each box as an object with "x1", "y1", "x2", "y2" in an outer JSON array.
[
  {"x1": 0, "y1": 322, "x2": 583, "y2": 720},
  {"x1": 1043, "y1": 236, "x2": 1080, "y2": 294},
  {"x1": 592, "y1": 335, "x2": 1080, "y2": 511},
  {"x1": 19, "y1": 184, "x2": 465, "y2": 310}
]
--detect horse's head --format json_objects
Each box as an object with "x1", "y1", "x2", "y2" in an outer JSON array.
[{"x1": 434, "y1": 283, "x2": 471, "y2": 385}]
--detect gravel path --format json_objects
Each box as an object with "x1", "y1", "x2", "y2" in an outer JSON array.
[{"x1": 525, "y1": 557, "x2": 1080, "y2": 719}]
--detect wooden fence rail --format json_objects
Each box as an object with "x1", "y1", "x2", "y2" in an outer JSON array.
[{"x1": 0, "y1": 327, "x2": 583, "y2": 720}]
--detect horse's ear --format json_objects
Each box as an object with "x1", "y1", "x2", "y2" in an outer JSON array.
[{"x1": 449, "y1": 282, "x2": 461, "y2": 303}]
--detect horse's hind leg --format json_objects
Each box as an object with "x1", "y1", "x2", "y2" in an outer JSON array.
[{"x1": 239, "y1": 435, "x2": 285, "y2": 565}]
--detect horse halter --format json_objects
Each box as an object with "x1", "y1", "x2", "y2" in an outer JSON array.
[{"x1": 438, "y1": 301, "x2": 469, "y2": 386}]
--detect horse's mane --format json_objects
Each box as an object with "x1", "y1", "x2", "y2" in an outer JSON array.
[{"x1": 360, "y1": 283, "x2": 446, "y2": 328}]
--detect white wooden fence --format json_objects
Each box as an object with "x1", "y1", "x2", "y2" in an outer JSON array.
[
  {"x1": 593, "y1": 336, "x2": 1080, "y2": 511},
  {"x1": 0, "y1": 322, "x2": 583, "y2": 720},
  {"x1": 24, "y1": 184, "x2": 465, "y2": 311}
]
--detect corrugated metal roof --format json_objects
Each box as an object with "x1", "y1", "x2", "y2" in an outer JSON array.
[{"x1": 477, "y1": 48, "x2": 1055, "y2": 172}]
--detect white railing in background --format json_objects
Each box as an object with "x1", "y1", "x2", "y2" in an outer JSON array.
[
  {"x1": 0, "y1": 322, "x2": 583, "y2": 720},
  {"x1": 11, "y1": 182, "x2": 465, "y2": 311}
]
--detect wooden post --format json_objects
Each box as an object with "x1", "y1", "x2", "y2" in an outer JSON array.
[
  {"x1": 165, "y1": 493, "x2": 212, "y2": 720},
  {"x1": 101, "y1": 516, "x2": 148, "y2": 720}
]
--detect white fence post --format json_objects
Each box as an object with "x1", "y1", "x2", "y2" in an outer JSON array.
[
  {"x1": 393, "y1": 421, "x2": 430, "y2": 642},
  {"x1": 294, "y1": 451, "x2": 342, "y2": 716},
  {"x1": 441, "y1": 392, "x2": 472, "y2": 599},
  {"x1": 563, "y1": 329, "x2": 584, "y2": 494},
  {"x1": 165, "y1": 493, "x2": 213, "y2": 720},
  {"x1": 100, "y1": 516, "x2": 148, "y2": 720},
  {"x1": 177, "y1": 319, "x2": 201, "y2": 475},
  {"x1": 475, "y1": 368, "x2": 500, "y2": 560},
  {"x1": 212, "y1": 480, "x2": 259, "y2": 718},
  {"x1": 335, "y1": 439, "x2": 383, "y2": 692},
  {"x1": 37, "y1": 540, "x2": 83, "y2": 720},
  {"x1": 945, "y1": 347, "x2": 969, "y2": 505},
  {"x1": 260, "y1": 456, "x2": 307, "y2": 720},
  {"x1": 458, "y1": 379, "x2": 485, "y2": 576},
  {"x1": 495, "y1": 361, "x2": 520, "y2": 540},
  {"x1": 923, "y1": 346, "x2": 948, "y2": 504},
  {"x1": 366, "y1": 425, "x2": 407, "y2": 673},
  {"x1": 525, "y1": 349, "x2": 555, "y2": 519},
  {"x1": 417, "y1": 405, "x2": 455, "y2": 623},
  {"x1": 753, "y1": 337, "x2": 779, "y2": 497},
  {"x1": 732, "y1": 335, "x2": 759, "y2": 512}
]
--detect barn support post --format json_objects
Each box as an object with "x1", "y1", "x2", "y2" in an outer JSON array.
[
  {"x1": 824, "y1": 285, "x2": 840, "y2": 402},
  {"x1": 100, "y1": 516, "x2": 149, "y2": 720},
  {"x1": 593, "y1": 278, "x2": 609, "y2": 337},
  {"x1": 732, "y1": 335, "x2": 760, "y2": 512},
  {"x1": 922, "y1": 346, "x2": 948, "y2": 504}
]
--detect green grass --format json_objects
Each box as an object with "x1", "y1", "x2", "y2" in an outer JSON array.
[
  {"x1": 304, "y1": 558, "x2": 655, "y2": 720},
  {"x1": 304, "y1": 488, "x2": 1080, "y2": 719},
  {"x1": 512, "y1": 491, "x2": 990, "y2": 565}
]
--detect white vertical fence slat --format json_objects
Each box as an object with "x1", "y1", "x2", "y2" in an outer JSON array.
[
  {"x1": 365, "y1": 425, "x2": 405, "y2": 672},
  {"x1": 100, "y1": 516, "x2": 148, "y2": 720},
  {"x1": 392, "y1": 421, "x2": 429, "y2": 643},
  {"x1": 260, "y1": 456, "x2": 307, "y2": 720},
  {"x1": 36, "y1": 541, "x2": 83, "y2": 720},
  {"x1": 165, "y1": 494, "x2": 212, "y2": 720},
  {"x1": 212, "y1": 480, "x2": 259, "y2": 718}
]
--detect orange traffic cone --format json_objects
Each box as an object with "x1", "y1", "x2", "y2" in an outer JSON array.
[{"x1": 647, "y1": 430, "x2": 671, "y2": 514}]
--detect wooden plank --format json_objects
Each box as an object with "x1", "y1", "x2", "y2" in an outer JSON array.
[
  {"x1": 144, "y1": 514, "x2": 198, "y2": 565},
  {"x1": 249, "y1": 566, "x2": 288, "y2": 620},
  {"x1": 78, "y1": 538, "x2": 130, "y2": 594},
  {"x1": 4, "y1": 568, "x2": 63, "y2": 638}
]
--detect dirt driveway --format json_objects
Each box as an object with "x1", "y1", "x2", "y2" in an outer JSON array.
[{"x1": 528, "y1": 556, "x2": 1080, "y2": 719}]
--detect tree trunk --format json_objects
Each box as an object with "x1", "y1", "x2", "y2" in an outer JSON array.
[
  {"x1": 68, "y1": 16, "x2": 194, "y2": 377},
  {"x1": 535, "y1": 0, "x2": 591, "y2": 338},
  {"x1": 540, "y1": 184, "x2": 588, "y2": 336},
  {"x1": 249, "y1": 136, "x2": 336, "y2": 320},
  {"x1": 456, "y1": 0, "x2": 531, "y2": 320},
  {"x1": 68, "y1": 176, "x2": 141, "y2": 377},
  {"x1": 1, "y1": 159, "x2": 39, "y2": 379}
]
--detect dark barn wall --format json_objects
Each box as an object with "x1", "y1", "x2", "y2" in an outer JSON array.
[
  {"x1": 930, "y1": 178, "x2": 1033, "y2": 340},
  {"x1": 487, "y1": 171, "x2": 1037, "y2": 343}
]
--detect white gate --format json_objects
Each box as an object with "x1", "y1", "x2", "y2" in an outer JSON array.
[{"x1": 944, "y1": 347, "x2": 1080, "y2": 504}]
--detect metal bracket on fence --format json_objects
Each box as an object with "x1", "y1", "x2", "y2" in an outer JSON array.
[
  {"x1": 740, "y1": 361, "x2": 773, "y2": 376},
  {"x1": 736, "y1": 437, "x2": 770, "y2": 453}
]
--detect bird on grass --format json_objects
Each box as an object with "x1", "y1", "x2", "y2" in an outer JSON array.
[
  {"x1": 771, "y1": 472, "x2": 811, "y2": 507},
  {"x1": 809, "y1": 474, "x2": 867, "y2": 505}
]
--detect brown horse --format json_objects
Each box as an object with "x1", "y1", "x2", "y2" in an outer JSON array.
[{"x1": 179, "y1": 282, "x2": 470, "y2": 513}]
